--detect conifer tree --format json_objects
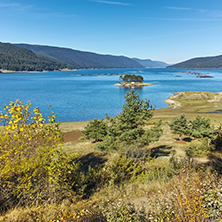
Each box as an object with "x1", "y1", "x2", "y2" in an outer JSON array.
[
  {"x1": 168, "y1": 114, "x2": 216, "y2": 141},
  {"x1": 96, "y1": 90, "x2": 162, "y2": 151},
  {"x1": 168, "y1": 114, "x2": 188, "y2": 141},
  {"x1": 188, "y1": 115, "x2": 215, "y2": 139},
  {"x1": 84, "y1": 119, "x2": 108, "y2": 142}
]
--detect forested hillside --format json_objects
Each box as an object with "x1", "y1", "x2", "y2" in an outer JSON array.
[
  {"x1": 167, "y1": 54, "x2": 222, "y2": 69},
  {"x1": 15, "y1": 44, "x2": 144, "y2": 69},
  {"x1": 132, "y1": 58, "x2": 168, "y2": 68},
  {"x1": 0, "y1": 42, "x2": 67, "y2": 71}
]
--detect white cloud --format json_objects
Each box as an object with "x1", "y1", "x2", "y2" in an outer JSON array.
[
  {"x1": 143, "y1": 17, "x2": 222, "y2": 22},
  {"x1": 0, "y1": 3, "x2": 20, "y2": 7},
  {"x1": 0, "y1": 1, "x2": 76, "y2": 18},
  {"x1": 91, "y1": 0, "x2": 131, "y2": 6},
  {"x1": 166, "y1": 6, "x2": 210, "y2": 14},
  {"x1": 0, "y1": 2, "x2": 33, "y2": 11},
  {"x1": 166, "y1": 6, "x2": 192, "y2": 10},
  {"x1": 32, "y1": 12, "x2": 78, "y2": 19}
]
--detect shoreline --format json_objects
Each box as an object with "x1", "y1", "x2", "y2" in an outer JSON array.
[
  {"x1": 59, "y1": 91, "x2": 222, "y2": 126},
  {"x1": 2, "y1": 91, "x2": 221, "y2": 130},
  {"x1": 2, "y1": 67, "x2": 222, "y2": 74},
  {"x1": 114, "y1": 82, "x2": 153, "y2": 87},
  {"x1": 0, "y1": 68, "x2": 78, "y2": 74},
  {"x1": 166, "y1": 67, "x2": 222, "y2": 70},
  {"x1": 163, "y1": 92, "x2": 184, "y2": 109}
]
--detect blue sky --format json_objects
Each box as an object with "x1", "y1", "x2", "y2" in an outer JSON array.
[{"x1": 1, "y1": 0, "x2": 222, "y2": 63}]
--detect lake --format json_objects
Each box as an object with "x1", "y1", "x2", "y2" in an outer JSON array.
[{"x1": 1, "y1": 68, "x2": 222, "y2": 122}]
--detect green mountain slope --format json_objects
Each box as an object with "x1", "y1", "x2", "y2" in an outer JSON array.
[
  {"x1": 167, "y1": 55, "x2": 222, "y2": 69},
  {"x1": 15, "y1": 44, "x2": 144, "y2": 69},
  {"x1": 132, "y1": 58, "x2": 168, "y2": 68},
  {"x1": 0, "y1": 42, "x2": 67, "y2": 71}
]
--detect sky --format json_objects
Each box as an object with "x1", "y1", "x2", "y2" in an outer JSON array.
[{"x1": 1, "y1": 0, "x2": 222, "y2": 63}]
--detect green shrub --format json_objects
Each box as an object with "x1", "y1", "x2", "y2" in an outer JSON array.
[
  {"x1": 102, "y1": 201, "x2": 148, "y2": 222},
  {"x1": 168, "y1": 114, "x2": 216, "y2": 140},
  {"x1": 188, "y1": 115, "x2": 216, "y2": 139},
  {"x1": 186, "y1": 140, "x2": 209, "y2": 156},
  {"x1": 211, "y1": 127, "x2": 222, "y2": 151},
  {"x1": 168, "y1": 113, "x2": 188, "y2": 140},
  {"x1": 103, "y1": 155, "x2": 143, "y2": 185},
  {"x1": 83, "y1": 119, "x2": 108, "y2": 142},
  {"x1": 137, "y1": 156, "x2": 181, "y2": 184}
]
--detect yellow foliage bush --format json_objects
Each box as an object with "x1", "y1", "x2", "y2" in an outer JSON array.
[{"x1": 0, "y1": 100, "x2": 74, "y2": 210}]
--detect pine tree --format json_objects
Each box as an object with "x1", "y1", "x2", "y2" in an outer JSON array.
[
  {"x1": 83, "y1": 119, "x2": 108, "y2": 142},
  {"x1": 168, "y1": 114, "x2": 216, "y2": 141},
  {"x1": 168, "y1": 114, "x2": 188, "y2": 141},
  {"x1": 188, "y1": 115, "x2": 215, "y2": 139},
  {"x1": 97, "y1": 90, "x2": 162, "y2": 151}
]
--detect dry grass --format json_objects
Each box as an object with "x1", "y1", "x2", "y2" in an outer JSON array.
[
  {"x1": 57, "y1": 91, "x2": 222, "y2": 209},
  {"x1": 60, "y1": 121, "x2": 89, "y2": 132},
  {"x1": 59, "y1": 91, "x2": 222, "y2": 171},
  {"x1": 1, "y1": 91, "x2": 222, "y2": 221},
  {"x1": 154, "y1": 91, "x2": 222, "y2": 124}
]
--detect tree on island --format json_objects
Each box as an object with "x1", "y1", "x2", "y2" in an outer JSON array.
[{"x1": 119, "y1": 74, "x2": 144, "y2": 83}]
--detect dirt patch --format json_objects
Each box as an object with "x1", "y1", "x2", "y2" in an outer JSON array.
[
  {"x1": 63, "y1": 131, "x2": 84, "y2": 143},
  {"x1": 174, "y1": 140, "x2": 187, "y2": 145}
]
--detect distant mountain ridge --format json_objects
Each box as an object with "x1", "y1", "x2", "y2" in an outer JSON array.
[
  {"x1": 132, "y1": 58, "x2": 168, "y2": 68},
  {"x1": 14, "y1": 44, "x2": 144, "y2": 69},
  {"x1": 167, "y1": 55, "x2": 222, "y2": 69}
]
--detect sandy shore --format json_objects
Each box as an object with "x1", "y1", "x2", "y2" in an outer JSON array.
[
  {"x1": 59, "y1": 68, "x2": 78, "y2": 71},
  {"x1": 0, "y1": 68, "x2": 78, "y2": 74},
  {"x1": 164, "y1": 92, "x2": 184, "y2": 109},
  {"x1": 0, "y1": 69, "x2": 49, "y2": 74},
  {"x1": 114, "y1": 82, "x2": 153, "y2": 87}
]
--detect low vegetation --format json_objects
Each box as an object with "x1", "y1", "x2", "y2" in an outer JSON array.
[
  {"x1": 1, "y1": 91, "x2": 222, "y2": 221},
  {"x1": 0, "y1": 100, "x2": 76, "y2": 210},
  {"x1": 168, "y1": 113, "x2": 216, "y2": 141}
]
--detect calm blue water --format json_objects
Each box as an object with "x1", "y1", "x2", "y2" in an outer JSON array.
[{"x1": 1, "y1": 68, "x2": 222, "y2": 122}]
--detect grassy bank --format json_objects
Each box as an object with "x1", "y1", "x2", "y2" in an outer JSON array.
[{"x1": 154, "y1": 91, "x2": 222, "y2": 123}]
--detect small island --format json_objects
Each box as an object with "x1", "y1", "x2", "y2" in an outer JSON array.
[
  {"x1": 180, "y1": 71, "x2": 214, "y2": 78},
  {"x1": 114, "y1": 74, "x2": 153, "y2": 88}
]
